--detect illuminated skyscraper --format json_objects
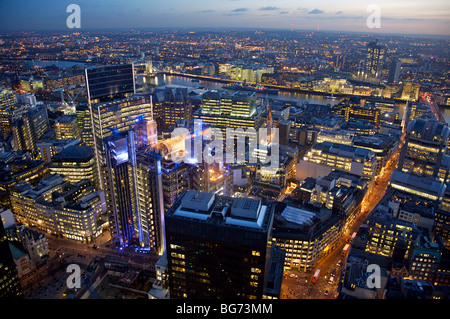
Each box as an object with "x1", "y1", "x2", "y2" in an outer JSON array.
[
  {"x1": 194, "y1": 90, "x2": 264, "y2": 162},
  {"x1": 152, "y1": 86, "x2": 191, "y2": 132},
  {"x1": 76, "y1": 104, "x2": 94, "y2": 147},
  {"x1": 85, "y1": 64, "x2": 135, "y2": 104},
  {"x1": 135, "y1": 151, "x2": 165, "y2": 253},
  {"x1": 11, "y1": 104, "x2": 49, "y2": 151},
  {"x1": 104, "y1": 129, "x2": 165, "y2": 250},
  {"x1": 0, "y1": 87, "x2": 17, "y2": 138},
  {"x1": 85, "y1": 64, "x2": 153, "y2": 190},
  {"x1": 365, "y1": 39, "x2": 386, "y2": 78},
  {"x1": 103, "y1": 131, "x2": 140, "y2": 247}
]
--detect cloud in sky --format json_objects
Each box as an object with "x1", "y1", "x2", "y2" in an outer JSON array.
[
  {"x1": 231, "y1": 7, "x2": 247, "y2": 13},
  {"x1": 196, "y1": 10, "x2": 214, "y2": 13},
  {"x1": 308, "y1": 9, "x2": 325, "y2": 14},
  {"x1": 259, "y1": 6, "x2": 280, "y2": 11}
]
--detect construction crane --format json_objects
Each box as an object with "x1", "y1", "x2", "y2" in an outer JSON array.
[{"x1": 61, "y1": 83, "x2": 86, "y2": 105}]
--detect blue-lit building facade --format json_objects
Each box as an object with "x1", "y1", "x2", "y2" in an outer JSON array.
[{"x1": 104, "y1": 131, "x2": 140, "y2": 247}]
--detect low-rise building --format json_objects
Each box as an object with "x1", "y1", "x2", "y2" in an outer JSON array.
[
  {"x1": 272, "y1": 203, "x2": 342, "y2": 272},
  {"x1": 298, "y1": 141, "x2": 378, "y2": 181},
  {"x1": 10, "y1": 174, "x2": 105, "y2": 243},
  {"x1": 49, "y1": 145, "x2": 98, "y2": 188}
]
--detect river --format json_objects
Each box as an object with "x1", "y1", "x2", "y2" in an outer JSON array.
[
  {"x1": 152, "y1": 74, "x2": 340, "y2": 106},
  {"x1": 151, "y1": 74, "x2": 416, "y2": 120}
]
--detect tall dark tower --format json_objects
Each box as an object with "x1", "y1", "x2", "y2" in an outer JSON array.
[
  {"x1": 165, "y1": 190, "x2": 284, "y2": 299},
  {"x1": 388, "y1": 58, "x2": 401, "y2": 84},
  {"x1": 0, "y1": 220, "x2": 23, "y2": 298}
]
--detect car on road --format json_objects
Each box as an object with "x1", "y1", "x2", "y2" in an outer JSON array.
[
  {"x1": 92, "y1": 245, "x2": 99, "y2": 250},
  {"x1": 336, "y1": 260, "x2": 342, "y2": 267},
  {"x1": 324, "y1": 290, "x2": 329, "y2": 296}
]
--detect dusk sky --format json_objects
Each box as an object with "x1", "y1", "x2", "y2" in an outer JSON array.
[{"x1": 0, "y1": 0, "x2": 449, "y2": 36}]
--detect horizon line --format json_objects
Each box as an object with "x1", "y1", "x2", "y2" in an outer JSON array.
[{"x1": 1, "y1": 26, "x2": 449, "y2": 40}]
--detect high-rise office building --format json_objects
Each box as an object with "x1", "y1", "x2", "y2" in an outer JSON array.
[
  {"x1": 365, "y1": 39, "x2": 386, "y2": 78},
  {"x1": 165, "y1": 190, "x2": 283, "y2": 299},
  {"x1": 76, "y1": 104, "x2": 94, "y2": 147},
  {"x1": 152, "y1": 86, "x2": 191, "y2": 132},
  {"x1": 194, "y1": 90, "x2": 264, "y2": 162},
  {"x1": 85, "y1": 64, "x2": 135, "y2": 104},
  {"x1": 103, "y1": 131, "x2": 140, "y2": 247},
  {"x1": 103, "y1": 130, "x2": 166, "y2": 250},
  {"x1": 398, "y1": 118, "x2": 450, "y2": 181},
  {"x1": 85, "y1": 64, "x2": 153, "y2": 190},
  {"x1": 388, "y1": 59, "x2": 402, "y2": 84},
  {"x1": 86, "y1": 64, "x2": 162, "y2": 249},
  {"x1": 135, "y1": 151, "x2": 165, "y2": 253},
  {"x1": 11, "y1": 104, "x2": 49, "y2": 151},
  {"x1": 0, "y1": 87, "x2": 17, "y2": 138}
]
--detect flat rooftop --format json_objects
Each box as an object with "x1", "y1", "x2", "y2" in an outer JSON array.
[
  {"x1": 52, "y1": 145, "x2": 94, "y2": 162},
  {"x1": 389, "y1": 170, "x2": 446, "y2": 199},
  {"x1": 281, "y1": 205, "x2": 316, "y2": 226},
  {"x1": 56, "y1": 115, "x2": 77, "y2": 124},
  {"x1": 170, "y1": 190, "x2": 271, "y2": 230}
]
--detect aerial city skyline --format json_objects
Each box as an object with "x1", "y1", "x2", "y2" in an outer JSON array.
[{"x1": 0, "y1": 0, "x2": 449, "y2": 310}]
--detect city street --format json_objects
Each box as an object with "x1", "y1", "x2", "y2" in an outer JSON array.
[
  {"x1": 281, "y1": 149, "x2": 400, "y2": 299},
  {"x1": 22, "y1": 229, "x2": 161, "y2": 299}
]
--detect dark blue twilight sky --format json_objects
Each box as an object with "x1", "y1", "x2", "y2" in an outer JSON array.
[{"x1": 0, "y1": 0, "x2": 449, "y2": 35}]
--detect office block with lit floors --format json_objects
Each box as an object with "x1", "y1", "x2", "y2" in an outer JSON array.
[
  {"x1": 0, "y1": 220, "x2": 23, "y2": 298},
  {"x1": 398, "y1": 118, "x2": 450, "y2": 182}
]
